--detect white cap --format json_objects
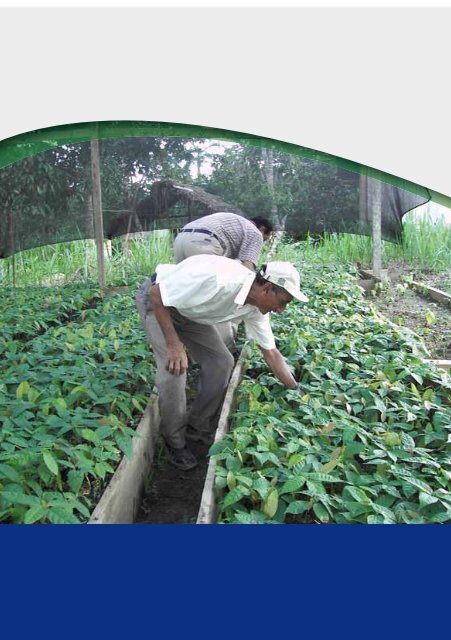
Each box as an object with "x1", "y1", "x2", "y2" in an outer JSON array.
[{"x1": 260, "y1": 262, "x2": 309, "y2": 303}]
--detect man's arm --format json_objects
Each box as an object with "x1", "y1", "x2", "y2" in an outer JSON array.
[
  {"x1": 241, "y1": 259, "x2": 255, "y2": 271},
  {"x1": 260, "y1": 347, "x2": 298, "y2": 389},
  {"x1": 148, "y1": 283, "x2": 188, "y2": 376}
]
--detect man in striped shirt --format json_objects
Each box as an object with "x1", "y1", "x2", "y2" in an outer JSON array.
[{"x1": 173, "y1": 211, "x2": 273, "y2": 270}]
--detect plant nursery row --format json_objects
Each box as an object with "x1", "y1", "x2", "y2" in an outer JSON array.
[
  {"x1": 210, "y1": 258, "x2": 451, "y2": 524},
  {"x1": 1, "y1": 252, "x2": 450, "y2": 525},
  {"x1": 0, "y1": 286, "x2": 155, "y2": 524}
]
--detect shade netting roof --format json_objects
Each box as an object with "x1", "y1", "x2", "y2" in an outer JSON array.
[{"x1": 1, "y1": 121, "x2": 447, "y2": 258}]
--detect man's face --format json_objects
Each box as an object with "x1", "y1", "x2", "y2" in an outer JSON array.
[
  {"x1": 259, "y1": 226, "x2": 271, "y2": 242},
  {"x1": 256, "y1": 284, "x2": 293, "y2": 315}
]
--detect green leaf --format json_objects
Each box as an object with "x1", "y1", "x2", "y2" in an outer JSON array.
[
  {"x1": 288, "y1": 453, "x2": 304, "y2": 468},
  {"x1": 73, "y1": 500, "x2": 91, "y2": 519},
  {"x1": 16, "y1": 381, "x2": 30, "y2": 400},
  {"x1": 234, "y1": 512, "x2": 258, "y2": 524},
  {"x1": 226, "y1": 470, "x2": 237, "y2": 491},
  {"x1": 262, "y1": 489, "x2": 279, "y2": 518},
  {"x1": 52, "y1": 397, "x2": 67, "y2": 413},
  {"x1": 42, "y1": 450, "x2": 59, "y2": 476},
  {"x1": 402, "y1": 476, "x2": 432, "y2": 494},
  {"x1": 24, "y1": 505, "x2": 47, "y2": 524},
  {"x1": 320, "y1": 457, "x2": 340, "y2": 473},
  {"x1": 81, "y1": 428, "x2": 99, "y2": 443},
  {"x1": 0, "y1": 463, "x2": 22, "y2": 483},
  {"x1": 279, "y1": 477, "x2": 305, "y2": 495},
  {"x1": 372, "y1": 503, "x2": 396, "y2": 523},
  {"x1": 345, "y1": 486, "x2": 373, "y2": 505},
  {"x1": 374, "y1": 397, "x2": 386, "y2": 413},
  {"x1": 384, "y1": 432, "x2": 401, "y2": 447},
  {"x1": 114, "y1": 432, "x2": 133, "y2": 459},
  {"x1": 285, "y1": 500, "x2": 310, "y2": 515},
  {"x1": 96, "y1": 425, "x2": 113, "y2": 439},
  {"x1": 320, "y1": 422, "x2": 336, "y2": 434},
  {"x1": 48, "y1": 506, "x2": 80, "y2": 525},
  {"x1": 131, "y1": 397, "x2": 144, "y2": 412},
  {"x1": 344, "y1": 501, "x2": 372, "y2": 516},
  {"x1": 367, "y1": 515, "x2": 385, "y2": 524},
  {"x1": 419, "y1": 492, "x2": 438, "y2": 507},
  {"x1": 313, "y1": 502, "x2": 330, "y2": 523},
  {"x1": 304, "y1": 472, "x2": 342, "y2": 483},
  {"x1": 68, "y1": 470, "x2": 85, "y2": 494},
  {"x1": 94, "y1": 462, "x2": 110, "y2": 480},
  {"x1": 252, "y1": 476, "x2": 271, "y2": 499},
  {"x1": 427, "y1": 510, "x2": 451, "y2": 524},
  {"x1": 223, "y1": 486, "x2": 247, "y2": 509},
  {"x1": 1, "y1": 490, "x2": 40, "y2": 507}
]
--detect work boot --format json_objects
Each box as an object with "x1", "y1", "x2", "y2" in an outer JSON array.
[{"x1": 165, "y1": 443, "x2": 198, "y2": 470}]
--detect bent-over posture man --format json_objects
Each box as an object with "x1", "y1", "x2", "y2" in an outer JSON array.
[
  {"x1": 173, "y1": 212, "x2": 273, "y2": 350},
  {"x1": 136, "y1": 254, "x2": 308, "y2": 471},
  {"x1": 173, "y1": 212, "x2": 273, "y2": 270}
]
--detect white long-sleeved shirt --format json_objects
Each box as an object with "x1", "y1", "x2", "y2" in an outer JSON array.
[{"x1": 156, "y1": 254, "x2": 276, "y2": 349}]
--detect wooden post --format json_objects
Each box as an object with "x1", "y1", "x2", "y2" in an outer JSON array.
[
  {"x1": 359, "y1": 174, "x2": 368, "y2": 221},
  {"x1": 7, "y1": 209, "x2": 16, "y2": 286},
  {"x1": 90, "y1": 139, "x2": 106, "y2": 288},
  {"x1": 370, "y1": 178, "x2": 382, "y2": 279}
]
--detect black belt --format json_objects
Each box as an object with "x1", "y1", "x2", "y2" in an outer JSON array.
[{"x1": 180, "y1": 228, "x2": 221, "y2": 242}]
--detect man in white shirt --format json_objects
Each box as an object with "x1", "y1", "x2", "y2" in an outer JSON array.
[
  {"x1": 174, "y1": 212, "x2": 273, "y2": 351},
  {"x1": 136, "y1": 255, "x2": 308, "y2": 471}
]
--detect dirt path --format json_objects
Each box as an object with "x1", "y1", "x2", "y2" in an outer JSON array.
[
  {"x1": 361, "y1": 260, "x2": 450, "y2": 360},
  {"x1": 135, "y1": 367, "x2": 218, "y2": 524},
  {"x1": 136, "y1": 438, "x2": 211, "y2": 524}
]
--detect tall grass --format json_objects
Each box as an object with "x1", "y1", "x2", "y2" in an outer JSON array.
[
  {"x1": 1, "y1": 217, "x2": 449, "y2": 289},
  {"x1": 0, "y1": 231, "x2": 174, "y2": 288},
  {"x1": 277, "y1": 216, "x2": 450, "y2": 273}
]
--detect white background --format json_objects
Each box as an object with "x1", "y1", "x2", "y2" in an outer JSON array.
[{"x1": 1, "y1": 7, "x2": 450, "y2": 199}]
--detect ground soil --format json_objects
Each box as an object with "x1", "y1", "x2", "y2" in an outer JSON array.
[
  {"x1": 135, "y1": 366, "x2": 218, "y2": 525},
  {"x1": 361, "y1": 260, "x2": 450, "y2": 360},
  {"x1": 135, "y1": 259, "x2": 450, "y2": 525},
  {"x1": 135, "y1": 437, "x2": 211, "y2": 524}
]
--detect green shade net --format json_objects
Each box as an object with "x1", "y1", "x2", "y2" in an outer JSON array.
[{"x1": 0, "y1": 121, "x2": 441, "y2": 258}]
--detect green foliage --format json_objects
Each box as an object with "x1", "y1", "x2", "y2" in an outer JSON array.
[
  {"x1": 0, "y1": 137, "x2": 203, "y2": 259},
  {"x1": 212, "y1": 256, "x2": 451, "y2": 524},
  {"x1": 0, "y1": 287, "x2": 155, "y2": 524},
  {"x1": 1, "y1": 231, "x2": 173, "y2": 288},
  {"x1": 205, "y1": 144, "x2": 357, "y2": 228},
  {"x1": 276, "y1": 216, "x2": 451, "y2": 274},
  {"x1": 0, "y1": 283, "x2": 101, "y2": 352}
]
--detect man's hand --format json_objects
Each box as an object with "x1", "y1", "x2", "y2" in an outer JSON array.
[
  {"x1": 149, "y1": 283, "x2": 189, "y2": 376},
  {"x1": 166, "y1": 342, "x2": 188, "y2": 376},
  {"x1": 260, "y1": 347, "x2": 298, "y2": 389}
]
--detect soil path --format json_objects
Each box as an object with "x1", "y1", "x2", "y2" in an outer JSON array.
[{"x1": 362, "y1": 260, "x2": 450, "y2": 360}]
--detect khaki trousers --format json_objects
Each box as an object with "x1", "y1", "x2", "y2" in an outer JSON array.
[{"x1": 136, "y1": 278, "x2": 234, "y2": 448}]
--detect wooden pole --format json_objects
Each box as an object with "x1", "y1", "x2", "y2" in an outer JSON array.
[
  {"x1": 7, "y1": 209, "x2": 16, "y2": 286},
  {"x1": 90, "y1": 139, "x2": 106, "y2": 288},
  {"x1": 370, "y1": 178, "x2": 382, "y2": 279},
  {"x1": 359, "y1": 174, "x2": 368, "y2": 222}
]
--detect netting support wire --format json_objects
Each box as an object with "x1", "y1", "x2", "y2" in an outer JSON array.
[
  {"x1": 370, "y1": 180, "x2": 382, "y2": 279},
  {"x1": 90, "y1": 139, "x2": 106, "y2": 289}
]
